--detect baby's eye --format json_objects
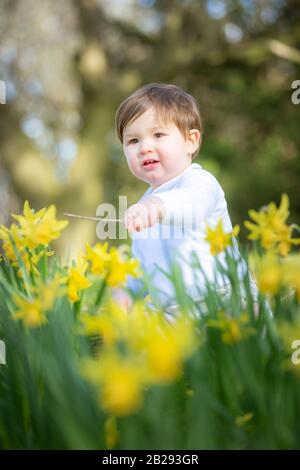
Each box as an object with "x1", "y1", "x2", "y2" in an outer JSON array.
[
  {"x1": 154, "y1": 132, "x2": 165, "y2": 138},
  {"x1": 128, "y1": 138, "x2": 138, "y2": 145}
]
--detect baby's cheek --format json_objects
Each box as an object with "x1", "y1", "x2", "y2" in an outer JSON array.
[
  {"x1": 127, "y1": 159, "x2": 139, "y2": 174},
  {"x1": 132, "y1": 166, "x2": 142, "y2": 178}
]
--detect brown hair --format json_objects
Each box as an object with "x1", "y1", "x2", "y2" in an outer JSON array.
[{"x1": 115, "y1": 83, "x2": 203, "y2": 158}]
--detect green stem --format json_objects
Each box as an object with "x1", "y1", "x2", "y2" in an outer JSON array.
[{"x1": 94, "y1": 277, "x2": 107, "y2": 308}]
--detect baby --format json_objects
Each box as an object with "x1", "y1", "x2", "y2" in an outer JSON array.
[{"x1": 113, "y1": 83, "x2": 242, "y2": 312}]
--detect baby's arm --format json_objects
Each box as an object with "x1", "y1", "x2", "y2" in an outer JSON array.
[
  {"x1": 124, "y1": 173, "x2": 219, "y2": 232},
  {"x1": 156, "y1": 173, "x2": 220, "y2": 225}
]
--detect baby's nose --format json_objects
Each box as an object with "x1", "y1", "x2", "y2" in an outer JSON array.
[{"x1": 140, "y1": 139, "x2": 154, "y2": 154}]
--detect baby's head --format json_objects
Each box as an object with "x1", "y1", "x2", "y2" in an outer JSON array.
[
  {"x1": 115, "y1": 83, "x2": 203, "y2": 188},
  {"x1": 116, "y1": 83, "x2": 203, "y2": 157}
]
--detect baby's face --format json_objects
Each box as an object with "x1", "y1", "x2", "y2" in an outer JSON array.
[{"x1": 122, "y1": 107, "x2": 198, "y2": 190}]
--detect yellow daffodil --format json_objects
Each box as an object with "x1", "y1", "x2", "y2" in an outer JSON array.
[
  {"x1": 13, "y1": 201, "x2": 68, "y2": 249},
  {"x1": 101, "y1": 363, "x2": 144, "y2": 416},
  {"x1": 106, "y1": 247, "x2": 140, "y2": 287},
  {"x1": 31, "y1": 274, "x2": 67, "y2": 309},
  {"x1": 81, "y1": 300, "x2": 131, "y2": 345},
  {"x1": 81, "y1": 313, "x2": 119, "y2": 346},
  {"x1": 244, "y1": 194, "x2": 300, "y2": 255},
  {"x1": 80, "y1": 300, "x2": 199, "y2": 415},
  {"x1": 84, "y1": 243, "x2": 140, "y2": 287},
  {"x1": 205, "y1": 220, "x2": 240, "y2": 256},
  {"x1": 11, "y1": 200, "x2": 46, "y2": 224},
  {"x1": 143, "y1": 316, "x2": 198, "y2": 383},
  {"x1": 12, "y1": 274, "x2": 66, "y2": 327},
  {"x1": 276, "y1": 224, "x2": 300, "y2": 257},
  {"x1": 0, "y1": 219, "x2": 55, "y2": 279},
  {"x1": 82, "y1": 354, "x2": 145, "y2": 416},
  {"x1": 0, "y1": 223, "x2": 25, "y2": 264},
  {"x1": 13, "y1": 295, "x2": 46, "y2": 327},
  {"x1": 67, "y1": 255, "x2": 92, "y2": 303},
  {"x1": 85, "y1": 242, "x2": 110, "y2": 275},
  {"x1": 122, "y1": 304, "x2": 198, "y2": 383},
  {"x1": 254, "y1": 252, "x2": 282, "y2": 296},
  {"x1": 207, "y1": 311, "x2": 256, "y2": 344}
]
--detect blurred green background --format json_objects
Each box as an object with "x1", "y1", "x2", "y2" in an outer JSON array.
[{"x1": 0, "y1": 0, "x2": 299, "y2": 260}]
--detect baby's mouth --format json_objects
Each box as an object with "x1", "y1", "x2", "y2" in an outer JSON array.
[{"x1": 142, "y1": 158, "x2": 159, "y2": 167}]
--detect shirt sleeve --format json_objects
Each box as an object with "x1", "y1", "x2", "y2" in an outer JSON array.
[{"x1": 155, "y1": 172, "x2": 221, "y2": 226}]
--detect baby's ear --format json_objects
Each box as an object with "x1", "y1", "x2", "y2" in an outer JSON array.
[{"x1": 187, "y1": 129, "x2": 201, "y2": 153}]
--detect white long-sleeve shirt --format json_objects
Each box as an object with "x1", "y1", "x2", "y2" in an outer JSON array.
[{"x1": 126, "y1": 163, "x2": 241, "y2": 307}]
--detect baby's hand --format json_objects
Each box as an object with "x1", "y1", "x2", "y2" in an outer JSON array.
[{"x1": 124, "y1": 196, "x2": 165, "y2": 232}]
